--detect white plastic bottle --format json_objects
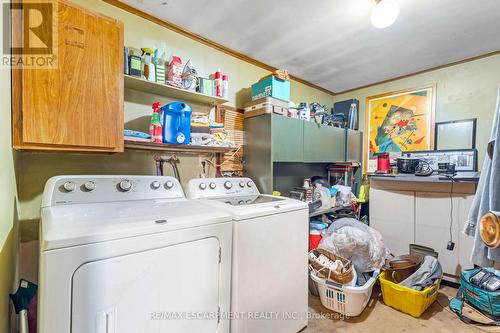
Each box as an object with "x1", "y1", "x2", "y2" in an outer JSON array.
[{"x1": 222, "y1": 74, "x2": 229, "y2": 99}]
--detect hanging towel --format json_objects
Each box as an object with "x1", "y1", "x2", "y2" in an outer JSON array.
[{"x1": 464, "y1": 84, "x2": 500, "y2": 266}]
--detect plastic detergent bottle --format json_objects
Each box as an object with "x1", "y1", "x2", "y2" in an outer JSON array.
[
  {"x1": 149, "y1": 102, "x2": 163, "y2": 143},
  {"x1": 141, "y1": 48, "x2": 156, "y2": 82},
  {"x1": 161, "y1": 102, "x2": 192, "y2": 144}
]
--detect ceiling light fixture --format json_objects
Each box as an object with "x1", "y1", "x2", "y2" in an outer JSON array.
[{"x1": 371, "y1": 0, "x2": 400, "y2": 29}]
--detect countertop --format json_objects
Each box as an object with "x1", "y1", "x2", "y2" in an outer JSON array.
[{"x1": 369, "y1": 172, "x2": 480, "y2": 183}]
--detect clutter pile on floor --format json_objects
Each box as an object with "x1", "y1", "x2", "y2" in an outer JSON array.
[{"x1": 309, "y1": 217, "x2": 445, "y2": 318}]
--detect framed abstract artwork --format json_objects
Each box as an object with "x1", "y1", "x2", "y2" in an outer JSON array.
[{"x1": 365, "y1": 86, "x2": 435, "y2": 173}]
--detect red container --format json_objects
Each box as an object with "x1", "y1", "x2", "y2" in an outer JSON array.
[
  {"x1": 376, "y1": 153, "x2": 390, "y2": 174},
  {"x1": 309, "y1": 230, "x2": 322, "y2": 251}
]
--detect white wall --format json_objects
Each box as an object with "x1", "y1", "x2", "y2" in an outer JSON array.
[{"x1": 0, "y1": 6, "x2": 19, "y2": 331}]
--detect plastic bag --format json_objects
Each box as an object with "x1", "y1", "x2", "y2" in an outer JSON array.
[
  {"x1": 333, "y1": 185, "x2": 355, "y2": 207},
  {"x1": 319, "y1": 218, "x2": 389, "y2": 272}
]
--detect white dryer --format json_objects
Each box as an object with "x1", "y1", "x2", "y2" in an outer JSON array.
[
  {"x1": 39, "y1": 175, "x2": 232, "y2": 333},
  {"x1": 187, "y1": 177, "x2": 309, "y2": 333}
]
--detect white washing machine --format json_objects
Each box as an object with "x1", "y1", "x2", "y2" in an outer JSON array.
[
  {"x1": 186, "y1": 177, "x2": 309, "y2": 333},
  {"x1": 39, "y1": 175, "x2": 232, "y2": 333}
]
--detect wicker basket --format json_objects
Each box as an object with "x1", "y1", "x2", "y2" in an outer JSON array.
[{"x1": 308, "y1": 248, "x2": 354, "y2": 285}]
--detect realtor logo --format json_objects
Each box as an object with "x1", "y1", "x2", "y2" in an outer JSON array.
[{"x1": 2, "y1": 0, "x2": 58, "y2": 68}]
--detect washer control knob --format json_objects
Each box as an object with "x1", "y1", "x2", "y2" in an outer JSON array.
[
  {"x1": 63, "y1": 181, "x2": 76, "y2": 192},
  {"x1": 224, "y1": 181, "x2": 233, "y2": 189},
  {"x1": 209, "y1": 182, "x2": 216, "y2": 189},
  {"x1": 165, "y1": 180, "x2": 174, "y2": 189},
  {"x1": 247, "y1": 181, "x2": 253, "y2": 187},
  {"x1": 84, "y1": 181, "x2": 96, "y2": 192},
  {"x1": 119, "y1": 179, "x2": 132, "y2": 192},
  {"x1": 151, "y1": 181, "x2": 161, "y2": 190},
  {"x1": 239, "y1": 181, "x2": 245, "y2": 188},
  {"x1": 199, "y1": 183, "x2": 207, "y2": 190}
]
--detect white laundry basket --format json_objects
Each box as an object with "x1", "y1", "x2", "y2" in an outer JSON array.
[{"x1": 310, "y1": 270, "x2": 379, "y2": 317}]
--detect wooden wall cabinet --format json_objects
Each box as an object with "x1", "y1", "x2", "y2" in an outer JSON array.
[{"x1": 12, "y1": 0, "x2": 124, "y2": 152}]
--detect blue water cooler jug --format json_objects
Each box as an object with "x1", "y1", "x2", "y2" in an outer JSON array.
[{"x1": 161, "y1": 102, "x2": 192, "y2": 144}]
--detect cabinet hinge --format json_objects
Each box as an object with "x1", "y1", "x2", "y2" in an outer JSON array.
[
  {"x1": 217, "y1": 306, "x2": 221, "y2": 323},
  {"x1": 218, "y1": 247, "x2": 222, "y2": 263}
]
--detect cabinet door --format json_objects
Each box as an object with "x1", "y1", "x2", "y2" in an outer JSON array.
[
  {"x1": 303, "y1": 122, "x2": 345, "y2": 162},
  {"x1": 415, "y1": 192, "x2": 460, "y2": 276},
  {"x1": 17, "y1": 1, "x2": 124, "y2": 152},
  {"x1": 271, "y1": 114, "x2": 303, "y2": 162},
  {"x1": 370, "y1": 188, "x2": 414, "y2": 256},
  {"x1": 346, "y1": 129, "x2": 363, "y2": 162}
]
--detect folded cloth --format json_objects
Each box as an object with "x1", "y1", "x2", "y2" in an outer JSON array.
[
  {"x1": 124, "y1": 136, "x2": 151, "y2": 143},
  {"x1": 191, "y1": 126, "x2": 210, "y2": 133},
  {"x1": 210, "y1": 122, "x2": 225, "y2": 128},
  {"x1": 124, "y1": 129, "x2": 150, "y2": 139},
  {"x1": 464, "y1": 84, "x2": 500, "y2": 266},
  {"x1": 399, "y1": 255, "x2": 442, "y2": 291}
]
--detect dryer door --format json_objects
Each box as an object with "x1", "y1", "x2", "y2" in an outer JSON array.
[{"x1": 71, "y1": 237, "x2": 221, "y2": 333}]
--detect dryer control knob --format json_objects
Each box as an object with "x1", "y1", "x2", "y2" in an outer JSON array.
[
  {"x1": 84, "y1": 181, "x2": 96, "y2": 191},
  {"x1": 224, "y1": 181, "x2": 233, "y2": 189},
  {"x1": 239, "y1": 181, "x2": 245, "y2": 188},
  {"x1": 119, "y1": 179, "x2": 132, "y2": 192},
  {"x1": 209, "y1": 182, "x2": 216, "y2": 189},
  {"x1": 199, "y1": 183, "x2": 207, "y2": 190},
  {"x1": 63, "y1": 181, "x2": 76, "y2": 192},
  {"x1": 165, "y1": 180, "x2": 174, "y2": 189},
  {"x1": 151, "y1": 181, "x2": 161, "y2": 190},
  {"x1": 247, "y1": 181, "x2": 253, "y2": 187}
]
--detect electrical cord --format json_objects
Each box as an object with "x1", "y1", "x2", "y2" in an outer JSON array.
[
  {"x1": 450, "y1": 177, "x2": 454, "y2": 243},
  {"x1": 443, "y1": 174, "x2": 456, "y2": 247}
]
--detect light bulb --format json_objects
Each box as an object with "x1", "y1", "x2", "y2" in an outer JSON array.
[{"x1": 371, "y1": 0, "x2": 400, "y2": 29}]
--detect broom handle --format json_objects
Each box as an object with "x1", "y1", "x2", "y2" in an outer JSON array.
[{"x1": 19, "y1": 309, "x2": 29, "y2": 333}]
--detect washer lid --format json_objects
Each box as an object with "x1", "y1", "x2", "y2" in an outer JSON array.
[
  {"x1": 204, "y1": 195, "x2": 308, "y2": 220},
  {"x1": 40, "y1": 199, "x2": 232, "y2": 250}
]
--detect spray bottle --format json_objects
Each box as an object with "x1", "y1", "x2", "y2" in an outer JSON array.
[
  {"x1": 214, "y1": 69, "x2": 222, "y2": 97},
  {"x1": 141, "y1": 48, "x2": 156, "y2": 82},
  {"x1": 150, "y1": 102, "x2": 163, "y2": 143}
]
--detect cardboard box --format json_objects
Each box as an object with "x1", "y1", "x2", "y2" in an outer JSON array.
[
  {"x1": 197, "y1": 77, "x2": 214, "y2": 96},
  {"x1": 251, "y1": 76, "x2": 290, "y2": 102},
  {"x1": 244, "y1": 97, "x2": 288, "y2": 118}
]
